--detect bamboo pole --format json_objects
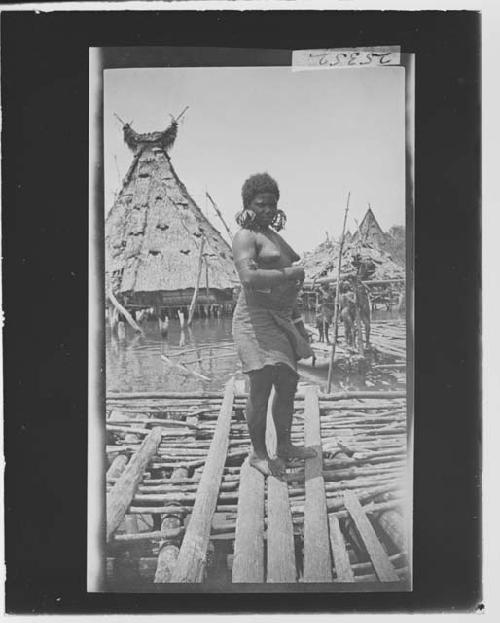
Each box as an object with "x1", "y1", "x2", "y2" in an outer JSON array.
[
  {"x1": 205, "y1": 258, "x2": 210, "y2": 307},
  {"x1": 327, "y1": 192, "x2": 350, "y2": 392},
  {"x1": 187, "y1": 237, "x2": 206, "y2": 326},
  {"x1": 108, "y1": 290, "x2": 144, "y2": 336},
  {"x1": 206, "y1": 192, "x2": 233, "y2": 241},
  {"x1": 160, "y1": 354, "x2": 211, "y2": 382}
]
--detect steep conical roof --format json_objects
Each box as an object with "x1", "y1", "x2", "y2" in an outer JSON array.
[
  {"x1": 351, "y1": 207, "x2": 386, "y2": 248},
  {"x1": 302, "y1": 206, "x2": 405, "y2": 281},
  {"x1": 106, "y1": 120, "x2": 238, "y2": 296}
]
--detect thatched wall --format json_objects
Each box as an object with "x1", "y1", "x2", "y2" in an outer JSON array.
[{"x1": 106, "y1": 134, "x2": 238, "y2": 300}]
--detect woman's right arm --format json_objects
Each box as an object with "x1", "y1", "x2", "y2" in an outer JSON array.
[{"x1": 232, "y1": 230, "x2": 304, "y2": 288}]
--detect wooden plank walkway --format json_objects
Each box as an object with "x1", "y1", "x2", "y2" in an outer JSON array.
[
  {"x1": 303, "y1": 385, "x2": 332, "y2": 581},
  {"x1": 105, "y1": 383, "x2": 407, "y2": 586},
  {"x1": 232, "y1": 458, "x2": 265, "y2": 582}
]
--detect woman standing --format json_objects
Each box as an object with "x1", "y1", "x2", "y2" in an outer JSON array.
[{"x1": 232, "y1": 173, "x2": 316, "y2": 479}]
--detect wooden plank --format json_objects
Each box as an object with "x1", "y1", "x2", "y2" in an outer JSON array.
[
  {"x1": 329, "y1": 515, "x2": 355, "y2": 582},
  {"x1": 106, "y1": 427, "x2": 162, "y2": 541},
  {"x1": 303, "y1": 385, "x2": 333, "y2": 581},
  {"x1": 232, "y1": 458, "x2": 265, "y2": 582},
  {"x1": 169, "y1": 379, "x2": 235, "y2": 582},
  {"x1": 106, "y1": 453, "x2": 129, "y2": 481},
  {"x1": 343, "y1": 491, "x2": 399, "y2": 582},
  {"x1": 267, "y1": 475, "x2": 296, "y2": 582}
]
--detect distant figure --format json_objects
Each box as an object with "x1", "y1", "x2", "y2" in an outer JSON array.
[
  {"x1": 339, "y1": 281, "x2": 357, "y2": 347},
  {"x1": 351, "y1": 253, "x2": 375, "y2": 347},
  {"x1": 315, "y1": 285, "x2": 335, "y2": 343},
  {"x1": 232, "y1": 172, "x2": 316, "y2": 480}
]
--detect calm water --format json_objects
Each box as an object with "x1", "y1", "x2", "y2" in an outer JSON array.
[{"x1": 106, "y1": 311, "x2": 406, "y2": 394}]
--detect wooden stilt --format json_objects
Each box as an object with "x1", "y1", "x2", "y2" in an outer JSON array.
[
  {"x1": 177, "y1": 309, "x2": 185, "y2": 328},
  {"x1": 205, "y1": 259, "x2": 210, "y2": 310},
  {"x1": 188, "y1": 237, "x2": 206, "y2": 326},
  {"x1": 117, "y1": 321, "x2": 126, "y2": 340}
]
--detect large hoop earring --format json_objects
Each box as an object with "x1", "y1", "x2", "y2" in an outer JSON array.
[
  {"x1": 271, "y1": 209, "x2": 287, "y2": 231},
  {"x1": 236, "y1": 208, "x2": 257, "y2": 229}
]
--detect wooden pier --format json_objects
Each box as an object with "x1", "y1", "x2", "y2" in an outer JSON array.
[{"x1": 106, "y1": 381, "x2": 409, "y2": 588}]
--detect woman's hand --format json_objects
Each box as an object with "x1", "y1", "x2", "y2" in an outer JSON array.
[{"x1": 285, "y1": 266, "x2": 305, "y2": 282}]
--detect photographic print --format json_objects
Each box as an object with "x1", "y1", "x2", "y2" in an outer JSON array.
[{"x1": 90, "y1": 48, "x2": 413, "y2": 592}]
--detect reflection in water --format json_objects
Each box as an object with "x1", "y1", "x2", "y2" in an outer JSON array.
[
  {"x1": 106, "y1": 317, "x2": 240, "y2": 393},
  {"x1": 106, "y1": 311, "x2": 406, "y2": 394}
]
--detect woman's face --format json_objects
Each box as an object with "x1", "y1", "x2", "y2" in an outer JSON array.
[{"x1": 249, "y1": 192, "x2": 278, "y2": 226}]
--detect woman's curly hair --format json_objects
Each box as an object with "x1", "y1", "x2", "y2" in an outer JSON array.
[{"x1": 236, "y1": 172, "x2": 286, "y2": 231}]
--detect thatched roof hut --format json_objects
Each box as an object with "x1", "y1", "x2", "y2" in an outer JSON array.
[
  {"x1": 105, "y1": 119, "x2": 239, "y2": 308},
  {"x1": 302, "y1": 207, "x2": 405, "y2": 282}
]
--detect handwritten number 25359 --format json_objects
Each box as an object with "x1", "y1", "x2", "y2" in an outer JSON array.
[{"x1": 312, "y1": 51, "x2": 393, "y2": 66}]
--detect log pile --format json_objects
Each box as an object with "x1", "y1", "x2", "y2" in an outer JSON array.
[{"x1": 105, "y1": 387, "x2": 409, "y2": 588}]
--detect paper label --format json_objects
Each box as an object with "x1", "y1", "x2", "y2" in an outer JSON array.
[{"x1": 292, "y1": 47, "x2": 401, "y2": 70}]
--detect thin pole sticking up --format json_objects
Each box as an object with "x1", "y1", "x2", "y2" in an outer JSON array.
[
  {"x1": 187, "y1": 237, "x2": 206, "y2": 326},
  {"x1": 205, "y1": 257, "x2": 210, "y2": 311},
  {"x1": 206, "y1": 192, "x2": 233, "y2": 241},
  {"x1": 113, "y1": 112, "x2": 127, "y2": 126},
  {"x1": 327, "y1": 192, "x2": 351, "y2": 393},
  {"x1": 175, "y1": 106, "x2": 190, "y2": 123}
]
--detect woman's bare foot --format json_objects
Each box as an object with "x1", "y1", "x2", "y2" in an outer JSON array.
[
  {"x1": 248, "y1": 452, "x2": 271, "y2": 477},
  {"x1": 248, "y1": 453, "x2": 287, "y2": 480},
  {"x1": 268, "y1": 456, "x2": 287, "y2": 480},
  {"x1": 279, "y1": 445, "x2": 317, "y2": 460}
]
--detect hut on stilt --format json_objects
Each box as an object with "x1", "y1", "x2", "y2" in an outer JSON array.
[
  {"x1": 301, "y1": 207, "x2": 405, "y2": 311},
  {"x1": 105, "y1": 117, "x2": 239, "y2": 319}
]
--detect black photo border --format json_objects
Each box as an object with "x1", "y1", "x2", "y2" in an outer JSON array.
[{"x1": 2, "y1": 8, "x2": 481, "y2": 614}]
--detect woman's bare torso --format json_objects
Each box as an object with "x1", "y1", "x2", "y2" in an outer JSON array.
[{"x1": 253, "y1": 229, "x2": 300, "y2": 269}]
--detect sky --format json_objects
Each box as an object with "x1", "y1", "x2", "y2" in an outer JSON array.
[{"x1": 104, "y1": 66, "x2": 406, "y2": 255}]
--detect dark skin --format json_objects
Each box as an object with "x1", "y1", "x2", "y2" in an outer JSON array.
[{"x1": 233, "y1": 192, "x2": 316, "y2": 479}]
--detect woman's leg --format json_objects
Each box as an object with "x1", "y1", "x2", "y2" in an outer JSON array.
[
  {"x1": 273, "y1": 364, "x2": 316, "y2": 462},
  {"x1": 246, "y1": 367, "x2": 274, "y2": 475}
]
